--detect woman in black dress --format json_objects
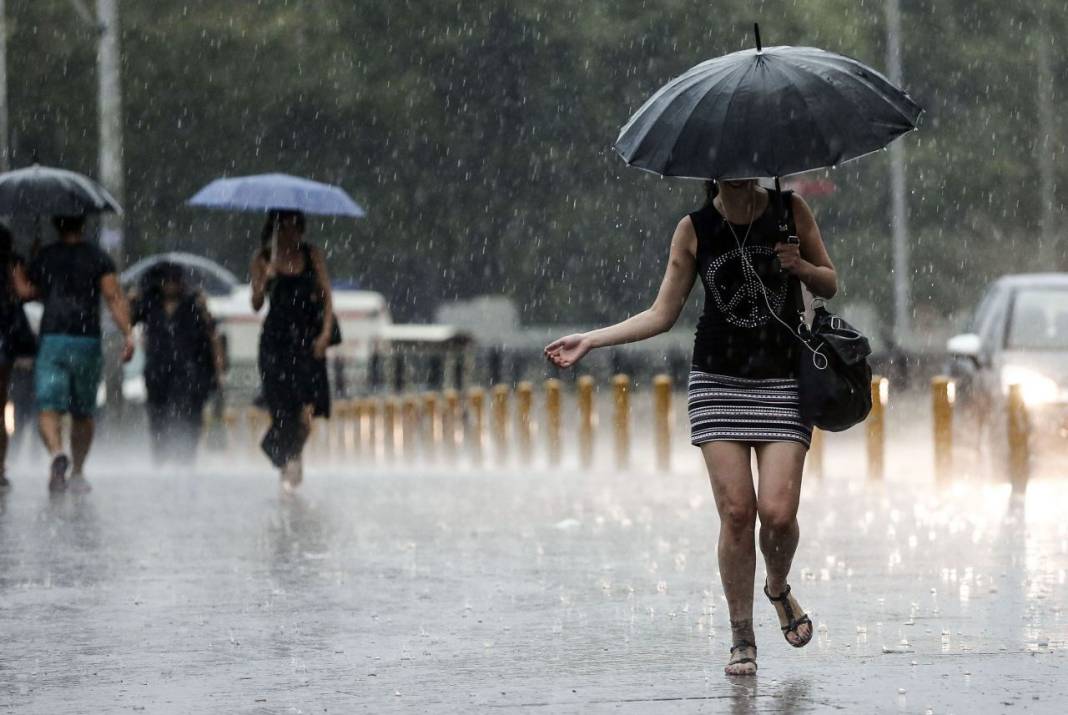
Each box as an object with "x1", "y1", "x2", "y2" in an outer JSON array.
[
  {"x1": 250, "y1": 210, "x2": 334, "y2": 489},
  {"x1": 0, "y1": 222, "x2": 35, "y2": 489},
  {"x1": 546, "y1": 180, "x2": 837, "y2": 675},
  {"x1": 131, "y1": 262, "x2": 221, "y2": 464}
]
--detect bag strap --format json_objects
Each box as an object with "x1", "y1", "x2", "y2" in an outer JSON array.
[{"x1": 772, "y1": 180, "x2": 806, "y2": 324}]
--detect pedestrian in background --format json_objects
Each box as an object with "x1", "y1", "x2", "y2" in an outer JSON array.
[
  {"x1": 249, "y1": 210, "x2": 334, "y2": 490},
  {"x1": 130, "y1": 261, "x2": 222, "y2": 464},
  {"x1": 20, "y1": 215, "x2": 134, "y2": 493},
  {"x1": 0, "y1": 222, "x2": 36, "y2": 489}
]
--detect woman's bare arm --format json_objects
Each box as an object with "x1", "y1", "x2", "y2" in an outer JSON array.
[
  {"x1": 250, "y1": 251, "x2": 270, "y2": 312},
  {"x1": 309, "y1": 245, "x2": 335, "y2": 358},
  {"x1": 545, "y1": 217, "x2": 698, "y2": 369},
  {"x1": 12, "y1": 262, "x2": 35, "y2": 301},
  {"x1": 775, "y1": 194, "x2": 838, "y2": 299}
]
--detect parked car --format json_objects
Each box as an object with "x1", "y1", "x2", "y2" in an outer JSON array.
[{"x1": 946, "y1": 273, "x2": 1068, "y2": 471}]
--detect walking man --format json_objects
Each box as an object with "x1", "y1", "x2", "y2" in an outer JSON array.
[{"x1": 21, "y1": 215, "x2": 134, "y2": 492}]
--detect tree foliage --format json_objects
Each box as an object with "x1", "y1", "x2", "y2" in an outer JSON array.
[{"x1": 5, "y1": 0, "x2": 1065, "y2": 325}]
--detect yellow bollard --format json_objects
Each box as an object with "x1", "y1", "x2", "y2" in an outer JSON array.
[
  {"x1": 354, "y1": 400, "x2": 367, "y2": 457},
  {"x1": 364, "y1": 399, "x2": 380, "y2": 463},
  {"x1": 653, "y1": 374, "x2": 672, "y2": 472},
  {"x1": 867, "y1": 376, "x2": 888, "y2": 480},
  {"x1": 468, "y1": 388, "x2": 486, "y2": 467},
  {"x1": 613, "y1": 374, "x2": 631, "y2": 470},
  {"x1": 516, "y1": 381, "x2": 534, "y2": 463},
  {"x1": 545, "y1": 379, "x2": 562, "y2": 467},
  {"x1": 382, "y1": 399, "x2": 398, "y2": 461},
  {"x1": 423, "y1": 393, "x2": 441, "y2": 463},
  {"x1": 402, "y1": 396, "x2": 420, "y2": 462},
  {"x1": 578, "y1": 375, "x2": 595, "y2": 469},
  {"x1": 491, "y1": 384, "x2": 510, "y2": 465},
  {"x1": 807, "y1": 428, "x2": 824, "y2": 479},
  {"x1": 1007, "y1": 384, "x2": 1030, "y2": 492},
  {"x1": 931, "y1": 376, "x2": 955, "y2": 483},
  {"x1": 346, "y1": 400, "x2": 359, "y2": 456},
  {"x1": 343, "y1": 401, "x2": 358, "y2": 457},
  {"x1": 223, "y1": 407, "x2": 239, "y2": 451},
  {"x1": 245, "y1": 407, "x2": 267, "y2": 459},
  {"x1": 328, "y1": 400, "x2": 347, "y2": 460},
  {"x1": 442, "y1": 389, "x2": 461, "y2": 462}
]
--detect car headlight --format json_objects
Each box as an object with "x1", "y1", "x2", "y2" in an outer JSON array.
[{"x1": 1000, "y1": 365, "x2": 1059, "y2": 406}]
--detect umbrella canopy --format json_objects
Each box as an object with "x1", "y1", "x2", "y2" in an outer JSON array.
[
  {"x1": 187, "y1": 173, "x2": 365, "y2": 217},
  {"x1": 121, "y1": 252, "x2": 241, "y2": 297},
  {"x1": 614, "y1": 45, "x2": 922, "y2": 180},
  {"x1": 0, "y1": 164, "x2": 122, "y2": 215}
]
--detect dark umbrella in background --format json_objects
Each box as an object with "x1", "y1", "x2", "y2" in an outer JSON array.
[
  {"x1": 0, "y1": 164, "x2": 123, "y2": 216},
  {"x1": 0, "y1": 164, "x2": 123, "y2": 258},
  {"x1": 613, "y1": 25, "x2": 922, "y2": 181}
]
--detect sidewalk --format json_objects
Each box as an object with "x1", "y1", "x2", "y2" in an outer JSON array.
[{"x1": 0, "y1": 437, "x2": 1065, "y2": 713}]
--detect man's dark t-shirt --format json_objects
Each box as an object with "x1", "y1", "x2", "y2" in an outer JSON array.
[{"x1": 29, "y1": 241, "x2": 117, "y2": 337}]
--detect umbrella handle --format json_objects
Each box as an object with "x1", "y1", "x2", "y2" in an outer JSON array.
[
  {"x1": 270, "y1": 219, "x2": 279, "y2": 276},
  {"x1": 754, "y1": 23, "x2": 762, "y2": 52}
]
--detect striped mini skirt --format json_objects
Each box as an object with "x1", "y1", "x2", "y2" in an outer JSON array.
[{"x1": 687, "y1": 370, "x2": 812, "y2": 448}]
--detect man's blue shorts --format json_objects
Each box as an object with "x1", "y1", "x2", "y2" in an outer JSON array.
[{"x1": 34, "y1": 335, "x2": 103, "y2": 418}]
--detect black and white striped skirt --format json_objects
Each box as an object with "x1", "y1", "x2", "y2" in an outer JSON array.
[{"x1": 687, "y1": 370, "x2": 812, "y2": 448}]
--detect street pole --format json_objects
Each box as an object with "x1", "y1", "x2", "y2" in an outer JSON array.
[
  {"x1": 96, "y1": 0, "x2": 124, "y2": 264},
  {"x1": 885, "y1": 0, "x2": 911, "y2": 344},
  {"x1": 0, "y1": 0, "x2": 9, "y2": 172},
  {"x1": 95, "y1": 0, "x2": 126, "y2": 418},
  {"x1": 1036, "y1": 17, "x2": 1056, "y2": 257}
]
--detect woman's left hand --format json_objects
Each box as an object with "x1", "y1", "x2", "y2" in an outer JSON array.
[
  {"x1": 774, "y1": 241, "x2": 804, "y2": 275},
  {"x1": 313, "y1": 333, "x2": 331, "y2": 359}
]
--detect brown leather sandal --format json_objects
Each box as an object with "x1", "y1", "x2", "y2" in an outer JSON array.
[
  {"x1": 725, "y1": 640, "x2": 758, "y2": 675},
  {"x1": 764, "y1": 582, "x2": 813, "y2": 648}
]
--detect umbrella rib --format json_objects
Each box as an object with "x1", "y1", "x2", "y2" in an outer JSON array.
[
  {"x1": 787, "y1": 52, "x2": 921, "y2": 127},
  {"x1": 777, "y1": 59, "x2": 893, "y2": 167},
  {"x1": 773, "y1": 64, "x2": 838, "y2": 171},
  {"x1": 665, "y1": 61, "x2": 753, "y2": 177},
  {"x1": 618, "y1": 61, "x2": 739, "y2": 162}
]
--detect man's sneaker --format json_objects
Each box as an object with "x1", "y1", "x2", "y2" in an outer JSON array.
[
  {"x1": 49, "y1": 454, "x2": 70, "y2": 492},
  {"x1": 67, "y1": 473, "x2": 92, "y2": 495}
]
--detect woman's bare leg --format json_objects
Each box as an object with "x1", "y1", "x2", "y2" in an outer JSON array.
[
  {"x1": 701, "y1": 441, "x2": 758, "y2": 674},
  {"x1": 755, "y1": 441, "x2": 811, "y2": 645}
]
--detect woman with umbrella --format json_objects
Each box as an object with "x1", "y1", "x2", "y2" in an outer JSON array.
[
  {"x1": 546, "y1": 34, "x2": 920, "y2": 675},
  {"x1": 187, "y1": 173, "x2": 362, "y2": 488},
  {"x1": 250, "y1": 210, "x2": 334, "y2": 489},
  {"x1": 130, "y1": 261, "x2": 222, "y2": 464}
]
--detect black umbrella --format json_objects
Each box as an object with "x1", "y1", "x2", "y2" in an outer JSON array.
[
  {"x1": 614, "y1": 27, "x2": 922, "y2": 180},
  {"x1": 0, "y1": 164, "x2": 122, "y2": 215}
]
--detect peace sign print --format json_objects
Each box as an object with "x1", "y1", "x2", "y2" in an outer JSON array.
[{"x1": 706, "y1": 245, "x2": 788, "y2": 328}]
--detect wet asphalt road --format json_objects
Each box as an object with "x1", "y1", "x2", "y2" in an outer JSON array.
[{"x1": 1, "y1": 410, "x2": 1066, "y2": 714}]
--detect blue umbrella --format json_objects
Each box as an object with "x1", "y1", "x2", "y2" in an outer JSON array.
[{"x1": 187, "y1": 173, "x2": 365, "y2": 217}]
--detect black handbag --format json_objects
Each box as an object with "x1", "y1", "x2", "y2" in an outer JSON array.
[
  {"x1": 320, "y1": 311, "x2": 342, "y2": 347},
  {"x1": 773, "y1": 187, "x2": 873, "y2": 432},
  {"x1": 6, "y1": 303, "x2": 37, "y2": 358},
  {"x1": 795, "y1": 307, "x2": 873, "y2": 431}
]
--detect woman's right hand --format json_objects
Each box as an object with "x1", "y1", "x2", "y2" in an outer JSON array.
[{"x1": 544, "y1": 333, "x2": 591, "y2": 369}]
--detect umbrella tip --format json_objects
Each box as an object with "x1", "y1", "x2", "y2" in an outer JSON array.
[{"x1": 754, "y1": 22, "x2": 762, "y2": 52}]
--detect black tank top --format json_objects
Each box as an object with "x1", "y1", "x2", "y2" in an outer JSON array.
[
  {"x1": 262, "y1": 243, "x2": 322, "y2": 345},
  {"x1": 690, "y1": 190, "x2": 801, "y2": 379}
]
